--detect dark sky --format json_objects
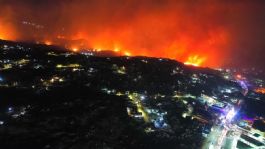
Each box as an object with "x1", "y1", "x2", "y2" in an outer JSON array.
[{"x1": 0, "y1": 0, "x2": 265, "y2": 69}]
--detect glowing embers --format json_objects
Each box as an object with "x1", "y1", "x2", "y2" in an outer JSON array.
[{"x1": 184, "y1": 55, "x2": 206, "y2": 67}]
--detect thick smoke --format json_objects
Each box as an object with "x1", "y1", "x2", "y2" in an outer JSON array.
[{"x1": 0, "y1": 0, "x2": 265, "y2": 68}]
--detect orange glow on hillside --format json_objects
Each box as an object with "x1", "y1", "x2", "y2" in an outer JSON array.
[
  {"x1": 0, "y1": 1, "x2": 235, "y2": 68},
  {"x1": 255, "y1": 88, "x2": 265, "y2": 94},
  {"x1": 63, "y1": 26, "x2": 228, "y2": 67},
  {"x1": 72, "y1": 47, "x2": 79, "y2": 52},
  {"x1": 96, "y1": 49, "x2": 102, "y2": 52},
  {"x1": 0, "y1": 23, "x2": 16, "y2": 40},
  {"x1": 124, "y1": 51, "x2": 131, "y2": 56},
  {"x1": 184, "y1": 55, "x2": 206, "y2": 67},
  {"x1": 114, "y1": 47, "x2": 120, "y2": 53},
  {"x1": 44, "y1": 40, "x2": 52, "y2": 45}
]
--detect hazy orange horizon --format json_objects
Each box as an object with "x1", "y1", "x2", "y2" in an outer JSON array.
[{"x1": 1, "y1": 0, "x2": 265, "y2": 69}]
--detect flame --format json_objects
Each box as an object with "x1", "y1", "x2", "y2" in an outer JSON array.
[
  {"x1": 124, "y1": 51, "x2": 131, "y2": 56},
  {"x1": 72, "y1": 47, "x2": 79, "y2": 52},
  {"x1": 255, "y1": 88, "x2": 265, "y2": 94},
  {"x1": 0, "y1": 24, "x2": 14, "y2": 40},
  {"x1": 0, "y1": 1, "x2": 234, "y2": 68},
  {"x1": 0, "y1": 16, "x2": 17, "y2": 41},
  {"x1": 184, "y1": 55, "x2": 206, "y2": 67},
  {"x1": 44, "y1": 40, "x2": 52, "y2": 45},
  {"x1": 0, "y1": 26, "x2": 6, "y2": 40},
  {"x1": 114, "y1": 47, "x2": 120, "y2": 53}
]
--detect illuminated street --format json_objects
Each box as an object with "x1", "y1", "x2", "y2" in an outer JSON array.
[
  {"x1": 128, "y1": 93, "x2": 150, "y2": 122},
  {"x1": 203, "y1": 124, "x2": 244, "y2": 149},
  {"x1": 202, "y1": 119, "x2": 231, "y2": 149},
  {"x1": 203, "y1": 125, "x2": 223, "y2": 149}
]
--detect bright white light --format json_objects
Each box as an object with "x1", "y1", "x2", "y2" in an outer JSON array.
[
  {"x1": 222, "y1": 119, "x2": 226, "y2": 124},
  {"x1": 8, "y1": 107, "x2": 13, "y2": 111},
  {"x1": 226, "y1": 108, "x2": 236, "y2": 121},
  {"x1": 219, "y1": 115, "x2": 225, "y2": 120},
  {"x1": 209, "y1": 144, "x2": 214, "y2": 149}
]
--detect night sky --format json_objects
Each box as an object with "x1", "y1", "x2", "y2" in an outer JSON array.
[{"x1": 0, "y1": 0, "x2": 265, "y2": 69}]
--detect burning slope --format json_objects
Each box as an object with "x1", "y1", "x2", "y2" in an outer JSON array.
[
  {"x1": 255, "y1": 88, "x2": 265, "y2": 94},
  {"x1": 184, "y1": 55, "x2": 206, "y2": 67},
  {"x1": 3, "y1": 0, "x2": 264, "y2": 68},
  {"x1": 0, "y1": 20, "x2": 16, "y2": 41}
]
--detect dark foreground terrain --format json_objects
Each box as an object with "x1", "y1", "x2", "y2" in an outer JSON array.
[{"x1": 0, "y1": 40, "x2": 265, "y2": 149}]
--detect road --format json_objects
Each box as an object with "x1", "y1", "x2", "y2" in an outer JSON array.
[
  {"x1": 128, "y1": 94, "x2": 150, "y2": 122},
  {"x1": 202, "y1": 77, "x2": 249, "y2": 149},
  {"x1": 202, "y1": 124, "x2": 242, "y2": 149},
  {"x1": 202, "y1": 125, "x2": 227, "y2": 149}
]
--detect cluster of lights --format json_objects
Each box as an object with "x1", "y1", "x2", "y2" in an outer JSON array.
[{"x1": 219, "y1": 107, "x2": 237, "y2": 124}]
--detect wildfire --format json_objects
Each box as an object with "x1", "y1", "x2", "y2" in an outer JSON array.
[
  {"x1": 184, "y1": 55, "x2": 206, "y2": 67},
  {"x1": 72, "y1": 48, "x2": 79, "y2": 52},
  {"x1": 0, "y1": 25, "x2": 6, "y2": 40},
  {"x1": 0, "y1": 31, "x2": 9, "y2": 40},
  {"x1": 44, "y1": 40, "x2": 52, "y2": 45},
  {"x1": 124, "y1": 51, "x2": 131, "y2": 56},
  {"x1": 0, "y1": 21, "x2": 16, "y2": 40},
  {"x1": 114, "y1": 48, "x2": 120, "y2": 53},
  {"x1": 255, "y1": 88, "x2": 265, "y2": 94},
  {"x1": 0, "y1": 1, "x2": 233, "y2": 68}
]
